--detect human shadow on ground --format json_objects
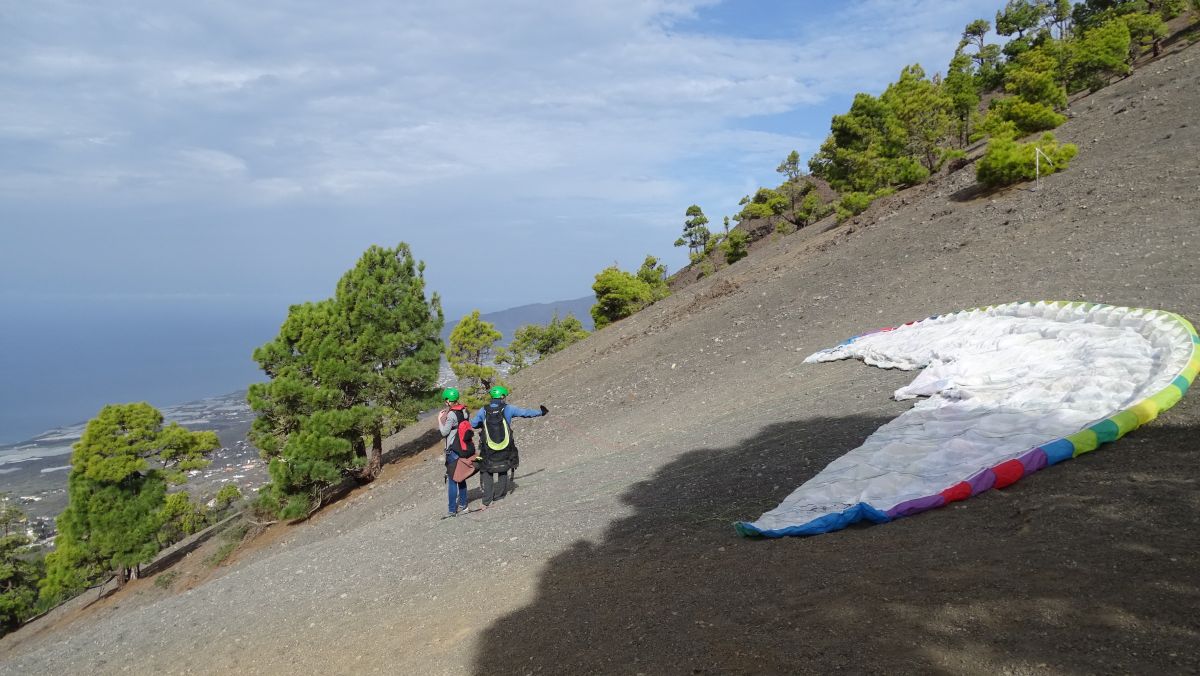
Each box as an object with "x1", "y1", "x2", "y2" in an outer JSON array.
[{"x1": 473, "y1": 401, "x2": 1200, "y2": 675}]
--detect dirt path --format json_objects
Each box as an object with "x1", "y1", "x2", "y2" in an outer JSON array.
[{"x1": 2, "y1": 40, "x2": 1198, "y2": 676}]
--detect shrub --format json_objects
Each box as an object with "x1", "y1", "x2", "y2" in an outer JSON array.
[
  {"x1": 890, "y1": 157, "x2": 930, "y2": 187},
  {"x1": 983, "y1": 98, "x2": 1067, "y2": 135},
  {"x1": 835, "y1": 192, "x2": 874, "y2": 221},
  {"x1": 976, "y1": 132, "x2": 1078, "y2": 187},
  {"x1": 940, "y1": 148, "x2": 968, "y2": 172},
  {"x1": 737, "y1": 188, "x2": 788, "y2": 222}
]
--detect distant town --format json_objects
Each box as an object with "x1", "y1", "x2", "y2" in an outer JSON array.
[{"x1": 0, "y1": 391, "x2": 267, "y2": 549}]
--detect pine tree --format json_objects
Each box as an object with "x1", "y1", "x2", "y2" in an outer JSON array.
[
  {"x1": 809, "y1": 92, "x2": 928, "y2": 193},
  {"x1": 335, "y1": 244, "x2": 444, "y2": 478},
  {"x1": 961, "y1": 19, "x2": 1004, "y2": 90},
  {"x1": 1071, "y1": 17, "x2": 1132, "y2": 91},
  {"x1": 497, "y1": 314, "x2": 590, "y2": 374},
  {"x1": 996, "y1": 0, "x2": 1048, "y2": 39},
  {"x1": 591, "y1": 258, "x2": 665, "y2": 329},
  {"x1": 944, "y1": 52, "x2": 981, "y2": 145},
  {"x1": 881, "y1": 64, "x2": 954, "y2": 172},
  {"x1": 722, "y1": 230, "x2": 750, "y2": 264},
  {"x1": 0, "y1": 497, "x2": 42, "y2": 635},
  {"x1": 157, "y1": 492, "x2": 209, "y2": 546},
  {"x1": 776, "y1": 150, "x2": 802, "y2": 182},
  {"x1": 447, "y1": 311, "x2": 503, "y2": 407},
  {"x1": 675, "y1": 205, "x2": 711, "y2": 255},
  {"x1": 636, "y1": 255, "x2": 671, "y2": 301},
  {"x1": 39, "y1": 403, "x2": 217, "y2": 602},
  {"x1": 249, "y1": 243, "x2": 443, "y2": 516}
]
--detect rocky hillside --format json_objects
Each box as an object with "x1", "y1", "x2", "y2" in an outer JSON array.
[{"x1": 3, "y1": 40, "x2": 1198, "y2": 676}]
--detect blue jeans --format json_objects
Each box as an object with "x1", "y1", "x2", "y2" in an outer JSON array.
[{"x1": 448, "y1": 477, "x2": 468, "y2": 513}]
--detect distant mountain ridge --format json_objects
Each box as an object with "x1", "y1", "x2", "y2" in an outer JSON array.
[{"x1": 442, "y1": 295, "x2": 594, "y2": 343}]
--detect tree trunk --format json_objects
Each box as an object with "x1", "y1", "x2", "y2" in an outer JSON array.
[
  {"x1": 364, "y1": 427, "x2": 383, "y2": 479},
  {"x1": 115, "y1": 566, "x2": 128, "y2": 590}
]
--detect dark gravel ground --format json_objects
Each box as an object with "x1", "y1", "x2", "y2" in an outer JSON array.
[{"x1": 2, "y1": 40, "x2": 1198, "y2": 676}]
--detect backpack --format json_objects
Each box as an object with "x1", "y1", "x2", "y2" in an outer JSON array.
[
  {"x1": 481, "y1": 403, "x2": 512, "y2": 453},
  {"x1": 447, "y1": 407, "x2": 475, "y2": 458}
]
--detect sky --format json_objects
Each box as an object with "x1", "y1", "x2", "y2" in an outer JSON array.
[{"x1": 0, "y1": 0, "x2": 1003, "y2": 440}]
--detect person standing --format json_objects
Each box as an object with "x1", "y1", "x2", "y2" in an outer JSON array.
[
  {"x1": 438, "y1": 388, "x2": 476, "y2": 517},
  {"x1": 470, "y1": 385, "x2": 548, "y2": 509}
]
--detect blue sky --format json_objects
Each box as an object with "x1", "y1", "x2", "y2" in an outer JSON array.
[{"x1": 1, "y1": 0, "x2": 1003, "y2": 319}]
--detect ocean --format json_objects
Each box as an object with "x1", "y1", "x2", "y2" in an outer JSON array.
[{"x1": 0, "y1": 296, "x2": 286, "y2": 444}]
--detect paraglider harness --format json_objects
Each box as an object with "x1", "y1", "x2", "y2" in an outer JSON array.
[
  {"x1": 444, "y1": 405, "x2": 475, "y2": 483},
  {"x1": 479, "y1": 402, "x2": 518, "y2": 475}
]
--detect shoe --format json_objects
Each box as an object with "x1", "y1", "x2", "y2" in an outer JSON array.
[{"x1": 444, "y1": 512, "x2": 458, "y2": 519}]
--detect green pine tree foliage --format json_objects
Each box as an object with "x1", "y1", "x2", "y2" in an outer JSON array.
[
  {"x1": 775, "y1": 150, "x2": 803, "y2": 182},
  {"x1": 248, "y1": 300, "x2": 366, "y2": 517},
  {"x1": 880, "y1": 64, "x2": 955, "y2": 172},
  {"x1": 496, "y1": 314, "x2": 590, "y2": 374},
  {"x1": 447, "y1": 310, "x2": 503, "y2": 408},
  {"x1": 591, "y1": 256, "x2": 667, "y2": 329},
  {"x1": 721, "y1": 230, "x2": 750, "y2": 264},
  {"x1": 676, "y1": 205, "x2": 711, "y2": 255},
  {"x1": 996, "y1": 0, "x2": 1050, "y2": 58},
  {"x1": 157, "y1": 491, "x2": 210, "y2": 546},
  {"x1": 1006, "y1": 46, "x2": 1069, "y2": 108},
  {"x1": 996, "y1": 0, "x2": 1047, "y2": 40},
  {"x1": 834, "y1": 188, "x2": 895, "y2": 222},
  {"x1": 796, "y1": 192, "x2": 824, "y2": 227},
  {"x1": 775, "y1": 150, "x2": 805, "y2": 212},
  {"x1": 943, "y1": 52, "x2": 981, "y2": 145},
  {"x1": 335, "y1": 244, "x2": 444, "y2": 477},
  {"x1": 809, "y1": 91, "x2": 928, "y2": 194},
  {"x1": 961, "y1": 19, "x2": 1005, "y2": 90},
  {"x1": 636, "y1": 255, "x2": 671, "y2": 302},
  {"x1": 39, "y1": 403, "x2": 218, "y2": 603},
  {"x1": 1071, "y1": 0, "x2": 1144, "y2": 32},
  {"x1": 249, "y1": 243, "x2": 442, "y2": 517},
  {"x1": 1047, "y1": 0, "x2": 1073, "y2": 39},
  {"x1": 213, "y1": 484, "x2": 243, "y2": 511},
  {"x1": 1121, "y1": 11, "x2": 1168, "y2": 59},
  {"x1": 976, "y1": 42, "x2": 1070, "y2": 139},
  {"x1": 1071, "y1": 16, "x2": 1133, "y2": 90},
  {"x1": 0, "y1": 497, "x2": 43, "y2": 635},
  {"x1": 736, "y1": 187, "x2": 789, "y2": 221},
  {"x1": 976, "y1": 131, "x2": 1078, "y2": 187}
]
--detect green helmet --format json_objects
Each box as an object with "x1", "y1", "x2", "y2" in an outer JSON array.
[
  {"x1": 441, "y1": 387, "x2": 460, "y2": 402},
  {"x1": 489, "y1": 385, "x2": 509, "y2": 399}
]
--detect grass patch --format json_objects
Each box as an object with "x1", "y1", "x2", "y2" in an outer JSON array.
[
  {"x1": 154, "y1": 570, "x2": 180, "y2": 589},
  {"x1": 205, "y1": 541, "x2": 238, "y2": 568},
  {"x1": 205, "y1": 520, "x2": 251, "y2": 568}
]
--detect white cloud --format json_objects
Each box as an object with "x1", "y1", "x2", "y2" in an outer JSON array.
[
  {"x1": 177, "y1": 148, "x2": 248, "y2": 177},
  {"x1": 1, "y1": 0, "x2": 1001, "y2": 301},
  {"x1": 0, "y1": 1, "x2": 998, "y2": 205}
]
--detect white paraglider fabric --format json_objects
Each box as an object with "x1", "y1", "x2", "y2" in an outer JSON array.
[{"x1": 737, "y1": 302, "x2": 1196, "y2": 537}]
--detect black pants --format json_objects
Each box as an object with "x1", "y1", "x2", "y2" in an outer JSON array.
[{"x1": 480, "y1": 471, "x2": 509, "y2": 505}]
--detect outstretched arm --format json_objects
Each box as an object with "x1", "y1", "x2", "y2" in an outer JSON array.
[
  {"x1": 506, "y1": 404, "x2": 545, "y2": 419},
  {"x1": 470, "y1": 407, "x2": 486, "y2": 427}
]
